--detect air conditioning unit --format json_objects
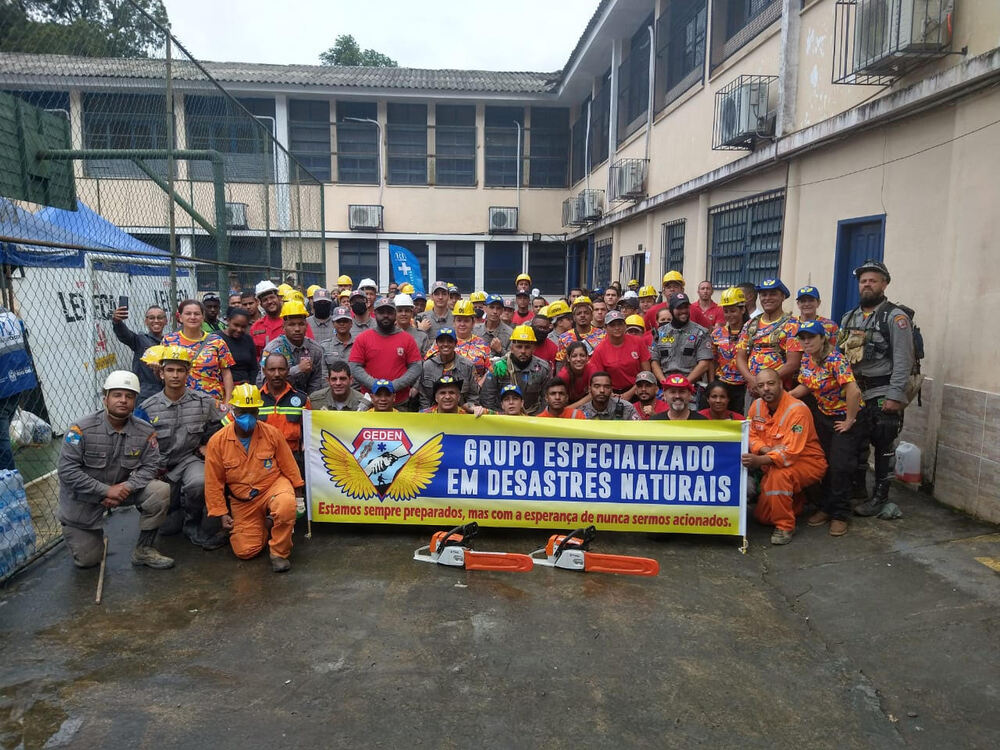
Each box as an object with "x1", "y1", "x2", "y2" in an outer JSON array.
[
  {"x1": 488, "y1": 206, "x2": 518, "y2": 233},
  {"x1": 719, "y1": 80, "x2": 773, "y2": 148},
  {"x1": 612, "y1": 159, "x2": 647, "y2": 201},
  {"x1": 224, "y1": 202, "x2": 248, "y2": 229},
  {"x1": 853, "y1": 0, "x2": 953, "y2": 75},
  {"x1": 348, "y1": 204, "x2": 383, "y2": 231},
  {"x1": 562, "y1": 196, "x2": 582, "y2": 227},
  {"x1": 579, "y1": 190, "x2": 604, "y2": 222}
]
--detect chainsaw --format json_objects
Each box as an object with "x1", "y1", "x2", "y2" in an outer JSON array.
[
  {"x1": 413, "y1": 522, "x2": 534, "y2": 572},
  {"x1": 530, "y1": 526, "x2": 659, "y2": 576}
]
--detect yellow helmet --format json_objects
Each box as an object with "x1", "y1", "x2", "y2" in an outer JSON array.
[
  {"x1": 400, "y1": 282, "x2": 414, "y2": 294},
  {"x1": 159, "y1": 345, "x2": 193, "y2": 364},
  {"x1": 510, "y1": 324, "x2": 537, "y2": 343},
  {"x1": 425, "y1": 300, "x2": 434, "y2": 312},
  {"x1": 515, "y1": 273, "x2": 532, "y2": 284},
  {"x1": 469, "y1": 291, "x2": 487, "y2": 303},
  {"x1": 140, "y1": 345, "x2": 165, "y2": 365},
  {"x1": 306, "y1": 284, "x2": 321, "y2": 298},
  {"x1": 537, "y1": 305, "x2": 550, "y2": 317},
  {"x1": 452, "y1": 299, "x2": 476, "y2": 317},
  {"x1": 338, "y1": 289, "x2": 351, "y2": 299},
  {"x1": 628, "y1": 279, "x2": 639, "y2": 287},
  {"x1": 720, "y1": 286, "x2": 747, "y2": 307},
  {"x1": 662, "y1": 271, "x2": 685, "y2": 285},
  {"x1": 545, "y1": 300, "x2": 571, "y2": 318},
  {"x1": 337, "y1": 275, "x2": 353, "y2": 287},
  {"x1": 280, "y1": 300, "x2": 309, "y2": 318},
  {"x1": 571, "y1": 296, "x2": 593, "y2": 308},
  {"x1": 277, "y1": 283, "x2": 293, "y2": 295},
  {"x1": 625, "y1": 314, "x2": 646, "y2": 329},
  {"x1": 638, "y1": 285, "x2": 657, "y2": 298},
  {"x1": 229, "y1": 383, "x2": 264, "y2": 408}
]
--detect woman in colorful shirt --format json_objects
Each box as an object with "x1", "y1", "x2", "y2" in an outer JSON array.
[
  {"x1": 789, "y1": 320, "x2": 864, "y2": 537},
  {"x1": 556, "y1": 341, "x2": 595, "y2": 410},
  {"x1": 711, "y1": 286, "x2": 750, "y2": 410},
  {"x1": 735, "y1": 278, "x2": 802, "y2": 396},
  {"x1": 794, "y1": 285, "x2": 840, "y2": 338},
  {"x1": 555, "y1": 296, "x2": 606, "y2": 362},
  {"x1": 161, "y1": 299, "x2": 235, "y2": 405}
]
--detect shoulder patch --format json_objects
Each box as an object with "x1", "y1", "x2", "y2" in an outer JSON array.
[
  {"x1": 64, "y1": 425, "x2": 82, "y2": 446},
  {"x1": 791, "y1": 424, "x2": 803, "y2": 433},
  {"x1": 894, "y1": 315, "x2": 909, "y2": 329},
  {"x1": 147, "y1": 433, "x2": 158, "y2": 448}
]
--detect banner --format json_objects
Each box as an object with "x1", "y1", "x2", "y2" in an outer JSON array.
[
  {"x1": 389, "y1": 243, "x2": 425, "y2": 295},
  {"x1": 304, "y1": 411, "x2": 748, "y2": 536}
]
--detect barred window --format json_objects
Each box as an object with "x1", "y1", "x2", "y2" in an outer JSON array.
[
  {"x1": 387, "y1": 103, "x2": 427, "y2": 185},
  {"x1": 289, "y1": 99, "x2": 331, "y2": 182},
  {"x1": 435, "y1": 105, "x2": 476, "y2": 186},
  {"x1": 708, "y1": 190, "x2": 784, "y2": 288},
  {"x1": 662, "y1": 220, "x2": 686, "y2": 275},
  {"x1": 336, "y1": 101, "x2": 378, "y2": 184}
]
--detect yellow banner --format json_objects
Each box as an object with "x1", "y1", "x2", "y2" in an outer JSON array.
[{"x1": 304, "y1": 411, "x2": 748, "y2": 535}]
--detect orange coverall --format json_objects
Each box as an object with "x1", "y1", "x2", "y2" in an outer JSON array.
[
  {"x1": 747, "y1": 390, "x2": 827, "y2": 531},
  {"x1": 204, "y1": 420, "x2": 304, "y2": 560}
]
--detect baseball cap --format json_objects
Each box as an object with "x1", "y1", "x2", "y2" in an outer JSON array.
[
  {"x1": 203, "y1": 292, "x2": 220, "y2": 302},
  {"x1": 635, "y1": 371, "x2": 658, "y2": 385},
  {"x1": 503, "y1": 297, "x2": 516, "y2": 309},
  {"x1": 374, "y1": 297, "x2": 395, "y2": 310},
  {"x1": 331, "y1": 306, "x2": 352, "y2": 322},
  {"x1": 313, "y1": 288, "x2": 332, "y2": 302},
  {"x1": 662, "y1": 373, "x2": 695, "y2": 393},
  {"x1": 431, "y1": 281, "x2": 449, "y2": 293},
  {"x1": 350, "y1": 289, "x2": 365, "y2": 300},
  {"x1": 668, "y1": 292, "x2": 691, "y2": 310},
  {"x1": 796, "y1": 320, "x2": 827, "y2": 337},
  {"x1": 484, "y1": 293, "x2": 504, "y2": 306},
  {"x1": 796, "y1": 285, "x2": 820, "y2": 300},
  {"x1": 757, "y1": 278, "x2": 791, "y2": 297},
  {"x1": 604, "y1": 310, "x2": 626, "y2": 324},
  {"x1": 500, "y1": 384, "x2": 523, "y2": 399},
  {"x1": 515, "y1": 289, "x2": 530, "y2": 297},
  {"x1": 371, "y1": 379, "x2": 394, "y2": 394},
  {"x1": 433, "y1": 375, "x2": 463, "y2": 395},
  {"x1": 435, "y1": 327, "x2": 458, "y2": 341}
]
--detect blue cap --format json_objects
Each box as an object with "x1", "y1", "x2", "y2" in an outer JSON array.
[
  {"x1": 500, "y1": 384, "x2": 523, "y2": 398},
  {"x1": 435, "y1": 327, "x2": 457, "y2": 341},
  {"x1": 591, "y1": 287, "x2": 605, "y2": 297},
  {"x1": 485, "y1": 294, "x2": 504, "y2": 306},
  {"x1": 371, "y1": 379, "x2": 394, "y2": 394},
  {"x1": 796, "y1": 320, "x2": 826, "y2": 337},
  {"x1": 757, "y1": 278, "x2": 790, "y2": 297},
  {"x1": 796, "y1": 285, "x2": 820, "y2": 300}
]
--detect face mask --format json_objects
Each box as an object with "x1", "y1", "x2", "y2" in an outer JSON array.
[
  {"x1": 235, "y1": 413, "x2": 257, "y2": 432},
  {"x1": 350, "y1": 299, "x2": 367, "y2": 316},
  {"x1": 313, "y1": 301, "x2": 332, "y2": 318}
]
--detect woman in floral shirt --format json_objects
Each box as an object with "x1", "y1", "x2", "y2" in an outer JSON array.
[
  {"x1": 161, "y1": 299, "x2": 235, "y2": 405},
  {"x1": 711, "y1": 286, "x2": 750, "y2": 410}
]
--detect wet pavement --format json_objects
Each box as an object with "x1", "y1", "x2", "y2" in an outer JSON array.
[{"x1": 1, "y1": 484, "x2": 998, "y2": 749}]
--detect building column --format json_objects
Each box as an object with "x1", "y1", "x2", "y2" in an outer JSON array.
[
  {"x1": 273, "y1": 93, "x2": 291, "y2": 230},
  {"x1": 693, "y1": 193, "x2": 710, "y2": 285},
  {"x1": 781, "y1": 160, "x2": 801, "y2": 283},
  {"x1": 378, "y1": 239, "x2": 390, "y2": 292},
  {"x1": 777, "y1": 0, "x2": 802, "y2": 137},
  {"x1": 475, "y1": 241, "x2": 485, "y2": 290},
  {"x1": 607, "y1": 38, "x2": 622, "y2": 197},
  {"x1": 427, "y1": 240, "x2": 437, "y2": 286}
]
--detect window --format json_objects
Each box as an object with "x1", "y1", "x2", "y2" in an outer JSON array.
[
  {"x1": 662, "y1": 220, "x2": 685, "y2": 275},
  {"x1": 617, "y1": 16, "x2": 653, "y2": 142},
  {"x1": 528, "y1": 108, "x2": 569, "y2": 188},
  {"x1": 386, "y1": 103, "x2": 427, "y2": 185},
  {"x1": 336, "y1": 101, "x2": 379, "y2": 184},
  {"x1": 338, "y1": 238, "x2": 379, "y2": 288},
  {"x1": 726, "y1": 0, "x2": 775, "y2": 40},
  {"x1": 590, "y1": 71, "x2": 611, "y2": 167},
  {"x1": 436, "y1": 241, "x2": 475, "y2": 292},
  {"x1": 711, "y1": 0, "x2": 780, "y2": 68},
  {"x1": 528, "y1": 242, "x2": 566, "y2": 295},
  {"x1": 435, "y1": 105, "x2": 476, "y2": 186},
  {"x1": 289, "y1": 99, "x2": 331, "y2": 182},
  {"x1": 484, "y1": 240, "x2": 522, "y2": 291},
  {"x1": 485, "y1": 106, "x2": 523, "y2": 187},
  {"x1": 4, "y1": 89, "x2": 69, "y2": 112},
  {"x1": 185, "y1": 95, "x2": 275, "y2": 182},
  {"x1": 654, "y1": 0, "x2": 707, "y2": 111},
  {"x1": 570, "y1": 98, "x2": 589, "y2": 185},
  {"x1": 392, "y1": 240, "x2": 429, "y2": 289},
  {"x1": 188, "y1": 234, "x2": 280, "y2": 292},
  {"x1": 619, "y1": 253, "x2": 645, "y2": 287},
  {"x1": 83, "y1": 93, "x2": 168, "y2": 179},
  {"x1": 594, "y1": 238, "x2": 613, "y2": 287},
  {"x1": 709, "y1": 190, "x2": 784, "y2": 288}
]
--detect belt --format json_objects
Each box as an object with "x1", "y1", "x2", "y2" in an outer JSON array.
[{"x1": 856, "y1": 374, "x2": 891, "y2": 390}]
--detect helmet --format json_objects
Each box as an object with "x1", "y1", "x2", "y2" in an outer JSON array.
[
  {"x1": 160, "y1": 345, "x2": 193, "y2": 365},
  {"x1": 546, "y1": 300, "x2": 571, "y2": 318},
  {"x1": 628, "y1": 279, "x2": 639, "y2": 288},
  {"x1": 306, "y1": 284, "x2": 321, "y2": 298},
  {"x1": 720, "y1": 287, "x2": 746, "y2": 307},
  {"x1": 338, "y1": 289, "x2": 351, "y2": 299},
  {"x1": 452, "y1": 300, "x2": 476, "y2": 317},
  {"x1": 229, "y1": 383, "x2": 264, "y2": 408},
  {"x1": 515, "y1": 273, "x2": 532, "y2": 284},
  {"x1": 140, "y1": 344, "x2": 165, "y2": 366},
  {"x1": 854, "y1": 259, "x2": 890, "y2": 281},
  {"x1": 469, "y1": 291, "x2": 487, "y2": 303},
  {"x1": 571, "y1": 296, "x2": 593, "y2": 308},
  {"x1": 277, "y1": 283, "x2": 292, "y2": 295},
  {"x1": 359, "y1": 278, "x2": 377, "y2": 290},
  {"x1": 662, "y1": 373, "x2": 695, "y2": 393},
  {"x1": 662, "y1": 271, "x2": 685, "y2": 285},
  {"x1": 103, "y1": 370, "x2": 140, "y2": 394},
  {"x1": 537, "y1": 305, "x2": 550, "y2": 318},
  {"x1": 756, "y1": 278, "x2": 790, "y2": 297},
  {"x1": 394, "y1": 293, "x2": 414, "y2": 308},
  {"x1": 638, "y1": 285, "x2": 657, "y2": 298},
  {"x1": 283, "y1": 290, "x2": 305, "y2": 304},
  {"x1": 255, "y1": 280, "x2": 279, "y2": 298},
  {"x1": 337, "y1": 274, "x2": 353, "y2": 286},
  {"x1": 399, "y1": 282, "x2": 415, "y2": 294},
  {"x1": 625, "y1": 314, "x2": 646, "y2": 329},
  {"x1": 425, "y1": 300, "x2": 434, "y2": 312},
  {"x1": 280, "y1": 300, "x2": 309, "y2": 318},
  {"x1": 447, "y1": 284, "x2": 459, "y2": 294},
  {"x1": 510, "y1": 325, "x2": 537, "y2": 343}
]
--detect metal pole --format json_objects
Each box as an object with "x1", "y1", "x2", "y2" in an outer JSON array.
[
  {"x1": 513, "y1": 121, "x2": 521, "y2": 215},
  {"x1": 165, "y1": 34, "x2": 178, "y2": 305},
  {"x1": 212, "y1": 158, "x2": 230, "y2": 295}
]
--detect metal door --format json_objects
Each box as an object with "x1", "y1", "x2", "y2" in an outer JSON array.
[{"x1": 832, "y1": 215, "x2": 885, "y2": 322}]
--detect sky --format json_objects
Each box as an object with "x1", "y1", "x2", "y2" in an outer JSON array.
[{"x1": 162, "y1": 0, "x2": 597, "y2": 71}]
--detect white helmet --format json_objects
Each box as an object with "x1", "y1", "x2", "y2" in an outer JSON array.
[
  {"x1": 255, "y1": 280, "x2": 279, "y2": 298},
  {"x1": 394, "y1": 293, "x2": 414, "y2": 308},
  {"x1": 359, "y1": 278, "x2": 377, "y2": 290},
  {"x1": 103, "y1": 370, "x2": 140, "y2": 394}
]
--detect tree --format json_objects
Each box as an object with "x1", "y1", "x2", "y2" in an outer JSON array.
[
  {"x1": 0, "y1": 0, "x2": 169, "y2": 58},
  {"x1": 319, "y1": 34, "x2": 397, "y2": 67}
]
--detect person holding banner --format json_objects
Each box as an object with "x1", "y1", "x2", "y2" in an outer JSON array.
[
  {"x1": 480, "y1": 325, "x2": 552, "y2": 415},
  {"x1": 421, "y1": 376, "x2": 491, "y2": 416},
  {"x1": 650, "y1": 374, "x2": 707, "y2": 421},
  {"x1": 537, "y1": 378, "x2": 587, "y2": 419},
  {"x1": 365, "y1": 379, "x2": 399, "y2": 413},
  {"x1": 742, "y1": 368, "x2": 827, "y2": 545},
  {"x1": 419, "y1": 328, "x2": 478, "y2": 411},
  {"x1": 349, "y1": 298, "x2": 423, "y2": 408},
  {"x1": 633, "y1": 371, "x2": 669, "y2": 420},
  {"x1": 499, "y1": 384, "x2": 527, "y2": 416},
  {"x1": 582, "y1": 372, "x2": 639, "y2": 420},
  {"x1": 588, "y1": 311, "x2": 651, "y2": 399}
]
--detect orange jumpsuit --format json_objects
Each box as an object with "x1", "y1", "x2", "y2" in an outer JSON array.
[
  {"x1": 747, "y1": 390, "x2": 827, "y2": 531},
  {"x1": 204, "y1": 420, "x2": 304, "y2": 560}
]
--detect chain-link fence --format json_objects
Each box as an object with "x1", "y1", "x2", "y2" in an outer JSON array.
[{"x1": 0, "y1": 1, "x2": 326, "y2": 581}]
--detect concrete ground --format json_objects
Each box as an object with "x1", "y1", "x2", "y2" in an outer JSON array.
[{"x1": 1, "y1": 484, "x2": 998, "y2": 749}]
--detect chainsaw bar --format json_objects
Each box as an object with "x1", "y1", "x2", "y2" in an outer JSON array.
[
  {"x1": 413, "y1": 522, "x2": 534, "y2": 572},
  {"x1": 530, "y1": 526, "x2": 659, "y2": 576}
]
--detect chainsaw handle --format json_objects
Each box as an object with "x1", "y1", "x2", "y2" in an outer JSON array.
[
  {"x1": 440, "y1": 521, "x2": 479, "y2": 548},
  {"x1": 553, "y1": 525, "x2": 596, "y2": 558}
]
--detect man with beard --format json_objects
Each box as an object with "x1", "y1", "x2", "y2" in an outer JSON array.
[
  {"x1": 838, "y1": 260, "x2": 915, "y2": 517},
  {"x1": 633, "y1": 370, "x2": 669, "y2": 420},
  {"x1": 650, "y1": 374, "x2": 706, "y2": 420},
  {"x1": 306, "y1": 288, "x2": 337, "y2": 352},
  {"x1": 742, "y1": 368, "x2": 827, "y2": 545},
  {"x1": 644, "y1": 271, "x2": 686, "y2": 329},
  {"x1": 582, "y1": 371, "x2": 639, "y2": 420},
  {"x1": 419, "y1": 328, "x2": 478, "y2": 411},
  {"x1": 555, "y1": 296, "x2": 606, "y2": 362},
  {"x1": 529, "y1": 306, "x2": 558, "y2": 368},
  {"x1": 649, "y1": 293, "x2": 713, "y2": 388},
  {"x1": 259, "y1": 301, "x2": 325, "y2": 395},
  {"x1": 474, "y1": 294, "x2": 513, "y2": 355},
  {"x1": 349, "y1": 298, "x2": 423, "y2": 409},
  {"x1": 112, "y1": 303, "x2": 167, "y2": 403},
  {"x1": 479, "y1": 325, "x2": 551, "y2": 415},
  {"x1": 251, "y1": 280, "x2": 313, "y2": 358},
  {"x1": 348, "y1": 290, "x2": 375, "y2": 338}
]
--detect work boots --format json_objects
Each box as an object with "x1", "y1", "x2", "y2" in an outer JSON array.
[
  {"x1": 270, "y1": 555, "x2": 291, "y2": 573},
  {"x1": 855, "y1": 480, "x2": 890, "y2": 517},
  {"x1": 131, "y1": 530, "x2": 175, "y2": 569}
]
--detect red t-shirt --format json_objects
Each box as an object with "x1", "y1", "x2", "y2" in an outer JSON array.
[
  {"x1": 635, "y1": 398, "x2": 670, "y2": 420},
  {"x1": 698, "y1": 408, "x2": 744, "y2": 420},
  {"x1": 557, "y1": 364, "x2": 597, "y2": 402},
  {"x1": 588, "y1": 334, "x2": 651, "y2": 390},
  {"x1": 349, "y1": 329, "x2": 421, "y2": 404},
  {"x1": 534, "y1": 337, "x2": 558, "y2": 369},
  {"x1": 643, "y1": 302, "x2": 667, "y2": 330},
  {"x1": 691, "y1": 301, "x2": 725, "y2": 329},
  {"x1": 512, "y1": 310, "x2": 535, "y2": 325},
  {"x1": 250, "y1": 315, "x2": 314, "y2": 357},
  {"x1": 537, "y1": 407, "x2": 587, "y2": 419}
]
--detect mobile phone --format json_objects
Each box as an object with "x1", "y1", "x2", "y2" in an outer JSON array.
[{"x1": 118, "y1": 295, "x2": 129, "y2": 310}]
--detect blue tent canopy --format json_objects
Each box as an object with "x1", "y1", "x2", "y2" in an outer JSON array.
[
  {"x1": 0, "y1": 198, "x2": 94, "y2": 267},
  {"x1": 37, "y1": 201, "x2": 169, "y2": 259}
]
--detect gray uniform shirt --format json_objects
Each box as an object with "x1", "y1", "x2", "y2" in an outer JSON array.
[
  {"x1": 308, "y1": 385, "x2": 365, "y2": 411},
  {"x1": 140, "y1": 389, "x2": 223, "y2": 479},
  {"x1": 350, "y1": 316, "x2": 375, "y2": 339},
  {"x1": 479, "y1": 356, "x2": 551, "y2": 415},
  {"x1": 840, "y1": 303, "x2": 915, "y2": 403},
  {"x1": 419, "y1": 355, "x2": 479, "y2": 410},
  {"x1": 582, "y1": 398, "x2": 640, "y2": 421},
  {"x1": 424, "y1": 311, "x2": 454, "y2": 341},
  {"x1": 307, "y1": 315, "x2": 337, "y2": 351},
  {"x1": 473, "y1": 321, "x2": 513, "y2": 353},
  {"x1": 57, "y1": 411, "x2": 161, "y2": 529},
  {"x1": 402, "y1": 325, "x2": 430, "y2": 356},
  {"x1": 651, "y1": 321, "x2": 712, "y2": 376},
  {"x1": 260, "y1": 334, "x2": 325, "y2": 394}
]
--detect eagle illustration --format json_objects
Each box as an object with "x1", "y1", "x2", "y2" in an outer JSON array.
[{"x1": 319, "y1": 429, "x2": 444, "y2": 502}]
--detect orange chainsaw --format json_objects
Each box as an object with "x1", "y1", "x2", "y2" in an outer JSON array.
[
  {"x1": 530, "y1": 526, "x2": 659, "y2": 576},
  {"x1": 413, "y1": 522, "x2": 534, "y2": 572}
]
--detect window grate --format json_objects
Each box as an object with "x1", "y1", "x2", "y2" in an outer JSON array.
[
  {"x1": 708, "y1": 190, "x2": 784, "y2": 288},
  {"x1": 662, "y1": 219, "x2": 686, "y2": 276}
]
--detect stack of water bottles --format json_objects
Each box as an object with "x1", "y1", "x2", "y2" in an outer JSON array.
[{"x1": 0, "y1": 469, "x2": 37, "y2": 579}]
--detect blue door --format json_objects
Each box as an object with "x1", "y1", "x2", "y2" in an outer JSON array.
[{"x1": 832, "y1": 215, "x2": 885, "y2": 322}]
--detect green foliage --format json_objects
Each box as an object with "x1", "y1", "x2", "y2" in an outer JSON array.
[
  {"x1": 319, "y1": 34, "x2": 397, "y2": 67},
  {"x1": 0, "y1": 0, "x2": 169, "y2": 58}
]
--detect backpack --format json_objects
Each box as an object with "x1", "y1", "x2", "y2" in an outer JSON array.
[
  {"x1": 744, "y1": 313, "x2": 792, "y2": 361},
  {"x1": 839, "y1": 301, "x2": 924, "y2": 406}
]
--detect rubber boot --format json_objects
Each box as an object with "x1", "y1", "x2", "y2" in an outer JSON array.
[
  {"x1": 270, "y1": 555, "x2": 291, "y2": 573},
  {"x1": 855, "y1": 480, "x2": 890, "y2": 517},
  {"x1": 131, "y1": 529, "x2": 175, "y2": 569},
  {"x1": 198, "y1": 514, "x2": 229, "y2": 551}
]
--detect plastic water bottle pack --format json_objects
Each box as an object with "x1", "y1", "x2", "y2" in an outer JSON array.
[{"x1": 0, "y1": 469, "x2": 37, "y2": 579}]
